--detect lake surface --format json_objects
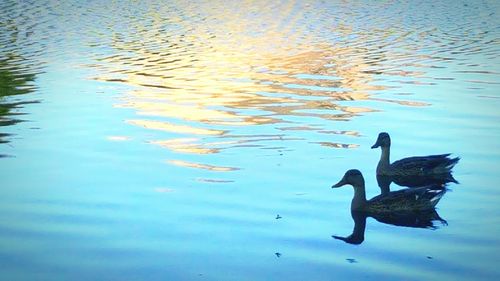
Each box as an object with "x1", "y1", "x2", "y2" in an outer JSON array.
[{"x1": 1, "y1": 0, "x2": 500, "y2": 280}]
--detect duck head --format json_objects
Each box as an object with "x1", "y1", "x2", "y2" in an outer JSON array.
[
  {"x1": 332, "y1": 169, "x2": 365, "y2": 188},
  {"x1": 371, "y1": 132, "x2": 391, "y2": 149}
]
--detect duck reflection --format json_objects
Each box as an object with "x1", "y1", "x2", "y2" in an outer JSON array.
[
  {"x1": 332, "y1": 209, "x2": 447, "y2": 245},
  {"x1": 331, "y1": 169, "x2": 447, "y2": 245}
]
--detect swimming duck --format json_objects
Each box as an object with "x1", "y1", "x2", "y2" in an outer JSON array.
[
  {"x1": 331, "y1": 169, "x2": 445, "y2": 212},
  {"x1": 371, "y1": 132, "x2": 460, "y2": 176}
]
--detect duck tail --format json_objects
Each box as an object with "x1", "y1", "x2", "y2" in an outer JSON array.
[
  {"x1": 428, "y1": 187, "x2": 446, "y2": 207},
  {"x1": 445, "y1": 156, "x2": 460, "y2": 171},
  {"x1": 433, "y1": 155, "x2": 460, "y2": 174}
]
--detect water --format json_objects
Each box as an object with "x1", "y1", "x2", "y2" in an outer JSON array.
[{"x1": 1, "y1": 0, "x2": 499, "y2": 280}]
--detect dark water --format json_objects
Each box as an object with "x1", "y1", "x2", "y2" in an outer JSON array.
[{"x1": 1, "y1": 0, "x2": 500, "y2": 280}]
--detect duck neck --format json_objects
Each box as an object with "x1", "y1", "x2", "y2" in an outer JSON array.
[
  {"x1": 376, "y1": 175, "x2": 391, "y2": 195},
  {"x1": 350, "y1": 211, "x2": 366, "y2": 242},
  {"x1": 351, "y1": 182, "x2": 367, "y2": 211},
  {"x1": 377, "y1": 146, "x2": 391, "y2": 174}
]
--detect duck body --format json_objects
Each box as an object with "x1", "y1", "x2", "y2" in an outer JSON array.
[
  {"x1": 372, "y1": 132, "x2": 459, "y2": 176},
  {"x1": 332, "y1": 169, "x2": 445, "y2": 213}
]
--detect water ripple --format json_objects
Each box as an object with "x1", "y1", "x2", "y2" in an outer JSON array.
[
  {"x1": 77, "y1": 1, "x2": 499, "y2": 166},
  {"x1": 1, "y1": 1, "x2": 500, "y2": 280}
]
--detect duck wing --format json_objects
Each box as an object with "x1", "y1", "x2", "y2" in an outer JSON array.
[
  {"x1": 367, "y1": 185, "x2": 445, "y2": 212},
  {"x1": 391, "y1": 154, "x2": 459, "y2": 175},
  {"x1": 382, "y1": 173, "x2": 458, "y2": 188}
]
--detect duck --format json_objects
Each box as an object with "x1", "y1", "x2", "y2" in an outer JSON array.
[
  {"x1": 371, "y1": 132, "x2": 460, "y2": 176},
  {"x1": 331, "y1": 169, "x2": 445, "y2": 212}
]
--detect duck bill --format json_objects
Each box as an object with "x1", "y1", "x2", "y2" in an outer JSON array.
[
  {"x1": 371, "y1": 139, "x2": 381, "y2": 149},
  {"x1": 332, "y1": 178, "x2": 347, "y2": 188}
]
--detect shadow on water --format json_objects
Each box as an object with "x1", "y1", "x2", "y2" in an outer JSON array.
[
  {"x1": 0, "y1": 56, "x2": 39, "y2": 147},
  {"x1": 0, "y1": 2, "x2": 43, "y2": 154},
  {"x1": 332, "y1": 209, "x2": 448, "y2": 245}
]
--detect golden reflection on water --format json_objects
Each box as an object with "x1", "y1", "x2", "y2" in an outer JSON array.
[
  {"x1": 168, "y1": 160, "x2": 240, "y2": 172},
  {"x1": 91, "y1": 1, "x2": 429, "y2": 166},
  {"x1": 150, "y1": 139, "x2": 219, "y2": 154},
  {"x1": 314, "y1": 142, "x2": 360, "y2": 149},
  {"x1": 127, "y1": 119, "x2": 225, "y2": 136}
]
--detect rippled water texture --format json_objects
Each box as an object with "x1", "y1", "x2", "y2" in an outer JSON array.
[{"x1": 1, "y1": 1, "x2": 500, "y2": 280}]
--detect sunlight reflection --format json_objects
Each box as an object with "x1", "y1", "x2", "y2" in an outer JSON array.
[
  {"x1": 150, "y1": 139, "x2": 219, "y2": 154},
  {"x1": 168, "y1": 160, "x2": 240, "y2": 172},
  {"x1": 127, "y1": 119, "x2": 225, "y2": 136},
  {"x1": 106, "y1": 136, "x2": 131, "y2": 141},
  {"x1": 89, "y1": 0, "x2": 431, "y2": 166}
]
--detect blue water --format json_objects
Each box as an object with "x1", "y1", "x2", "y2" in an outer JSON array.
[{"x1": 1, "y1": 0, "x2": 500, "y2": 280}]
